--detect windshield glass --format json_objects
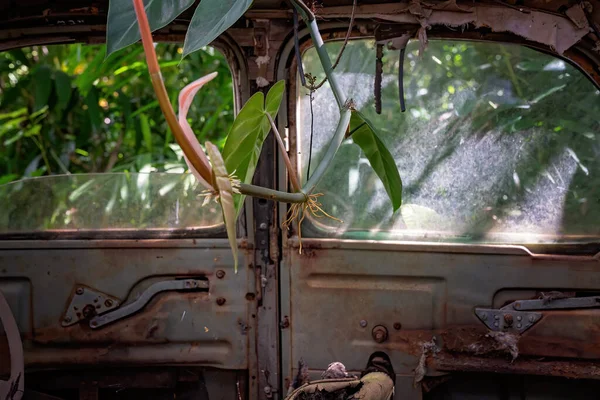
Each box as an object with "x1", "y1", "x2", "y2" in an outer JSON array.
[
  {"x1": 298, "y1": 39, "x2": 600, "y2": 244},
  {"x1": 0, "y1": 173, "x2": 222, "y2": 235}
]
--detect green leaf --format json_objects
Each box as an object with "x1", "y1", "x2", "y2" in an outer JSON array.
[
  {"x1": 54, "y1": 71, "x2": 72, "y2": 111},
  {"x1": 350, "y1": 111, "x2": 402, "y2": 212},
  {"x1": 106, "y1": 0, "x2": 195, "y2": 57},
  {"x1": 0, "y1": 174, "x2": 18, "y2": 186},
  {"x1": 183, "y1": 0, "x2": 253, "y2": 58},
  {"x1": 222, "y1": 81, "x2": 285, "y2": 212},
  {"x1": 139, "y1": 114, "x2": 153, "y2": 152},
  {"x1": 33, "y1": 66, "x2": 53, "y2": 111},
  {"x1": 206, "y1": 142, "x2": 239, "y2": 273}
]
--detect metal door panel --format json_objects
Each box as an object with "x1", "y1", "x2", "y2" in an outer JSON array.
[
  {"x1": 282, "y1": 239, "x2": 600, "y2": 388},
  {"x1": 0, "y1": 239, "x2": 252, "y2": 374}
]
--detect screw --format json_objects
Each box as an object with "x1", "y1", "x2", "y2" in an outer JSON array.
[
  {"x1": 517, "y1": 315, "x2": 522, "y2": 321},
  {"x1": 529, "y1": 315, "x2": 535, "y2": 323},
  {"x1": 372, "y1": 325, "x2": 388, "y2": 343},
  {"x1": 259, "y1": 222, "x2": 268, "y2": 230},
  {"x1": 64, "y1": 316, "x2": 72, "y2": 323},
  {"x1": 216, "y1": 270, "x2": 226, "y2": 279},
  {"x1": 216, "y1": 297, "x2": 226, "y2": 306},
  {"x1": 359, "y1": 320, "x2": 368, "y2": 328},
  {"x1": 76, "y1": 288, "x2": 84, "y2": 295},
  {"x1": 105, "y1": 299, "x2": 113, "y2": 307},
  {"x1": 393, "y1": 322, "x2": 402, "y2": 330},
  {"x1": 480, "y1": 313, "x2": 488, "y2": 321}
]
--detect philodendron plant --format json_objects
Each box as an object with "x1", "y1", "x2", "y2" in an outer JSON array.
[{"x1": 107, "y1": 0, "x2": 402, "y2": 271}]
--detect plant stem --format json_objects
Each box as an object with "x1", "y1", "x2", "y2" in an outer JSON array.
[
  {"x1": 291, "y1": 1, "x2": 344, "y2": 109},
  {"x1": 265, "y1": 113, "x2": 301, "y2": 192},
  {"x1": 302, "y1": 107, "x2": 351, "y2": 193},
  {"x1": 240, "y1": 183, "x2": 306, "y2": 203},
  {"x1": 131, "y1": 0, "x2": 213, "y2": 184}
]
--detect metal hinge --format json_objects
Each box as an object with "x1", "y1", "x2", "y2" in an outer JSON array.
[{"x1": 476, "y1": 292, "x2": 600, "y2": 333}]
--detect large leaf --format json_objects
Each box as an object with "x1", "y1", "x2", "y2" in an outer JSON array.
[
  {"x1": 350, "y1": 111, "x2": 402, "y2": 212},
  {"x1": 183, "y1": 0, "x2": 253, "y2": 58},
  {"x1": 106, "y1": 0, "x2": 195, "y2": 57},
  {"x1": 222, "y1": 81, "x2": 285, "y2": 212},
  {"x1": 33, "y1": 66, "x2": 52, "y2": 111},
  {"x1": 54, "y1": 71, "x2": 72, "y2": 111}
]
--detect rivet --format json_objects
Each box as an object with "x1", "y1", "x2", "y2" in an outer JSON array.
[
  {"x1": 480, "y1": 313, "x2": 488, "y2": 321},
  {"x1": 494, "y1": 321, "x2": 499, "y2": 327},
  {"x1": 76, "y1": 288, "x2": 84, "y2": 295},
  {"x1": 359, "y1": 320, "x2": 368, "y2": 328},
  {"x1": 393, "y1": 322, "x2": 402, "y2": 330},
  {"x1": 529, "y1": 315, "x2": 535, "y2": 322},
  {"x1": 216, "y1": 270, "x2": 226, "y2": 279},
  {"x1": 216, "y1": 297, "x2": 226, "y2": 306},
  {"x1": 494, "y1": 315, "x2": 500, "y2": 320},
  {"x1": 516, "y1": 315, "x2": 522, "y2": 321},
  {"x1": 64, "y1": 316, "x2": 72, "y2": 323},
  {"x1": 517, "y1": 323, "x2": 522, "y2": 328}
]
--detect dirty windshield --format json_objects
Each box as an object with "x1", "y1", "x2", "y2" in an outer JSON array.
[{"x1": 298, "y1": 39, "x2": 600, "y2": 244}]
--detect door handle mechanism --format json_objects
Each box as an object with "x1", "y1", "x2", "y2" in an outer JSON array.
[{"x1": 90, "y1": 279, "x2": 208, "y2": 329}]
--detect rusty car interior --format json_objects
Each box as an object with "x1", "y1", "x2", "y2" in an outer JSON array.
[{"x1": 2, "y1": 0, "x2": 600, "y2": 399}]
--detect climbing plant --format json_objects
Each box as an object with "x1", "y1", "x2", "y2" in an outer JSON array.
[{"x1": 106, "y1": 0, "x2": 403, "y2": 271}]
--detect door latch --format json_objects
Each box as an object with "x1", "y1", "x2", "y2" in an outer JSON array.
[{"x1": 62, "y1": 279, "x2": 208, "y2": 329}]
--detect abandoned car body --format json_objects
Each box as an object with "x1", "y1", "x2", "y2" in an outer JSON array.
[{"x1": 1, "y1": 0, "x2": 600, "y2": 398}]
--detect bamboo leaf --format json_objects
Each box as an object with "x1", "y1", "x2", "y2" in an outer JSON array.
[
  {"x1": 205, "y1": 141, "x2": 239, "y2": 273},
  {"x1": 106, "y1": 0, "x2": 195, "y2": 57},
  {"x1": 139, "y1": 113, "x2": 153, "y2": 152},
  {"x1": 350, "y1": 111, "x2": 403, "y2": 212},
  {"x1": 183, "y1": 0, "x2": 253, "y2": 58}
]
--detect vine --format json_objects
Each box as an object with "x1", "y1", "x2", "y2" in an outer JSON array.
[{"x1": 110, "y1": 0, "x2": 402, "y2": 270}]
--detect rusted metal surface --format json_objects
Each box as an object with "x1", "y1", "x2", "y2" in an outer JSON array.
[
  {"x1": 0, "y1": 242, "x2": 252, "y2": 374},
  {"x1": 284, "y1": 243, "x2": 600, "y2": 386}
]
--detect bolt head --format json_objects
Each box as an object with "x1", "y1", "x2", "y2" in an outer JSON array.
[
  {"x1": 76, "y1": 288, "x2": 84, "y2": 295},
  {"x1": 216, "y1": 270, "x2": 226, "y2": 279},
  {"x1": 371, "y1": 325, "x2": 389, "y2": 343},
  {"x1": 359, "y1": 320, "x2": 368, "y2": 328}
]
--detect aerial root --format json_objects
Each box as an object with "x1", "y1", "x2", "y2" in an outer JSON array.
[{"x1": 281, "y1": 193, "x2": 343, "y2": 254}]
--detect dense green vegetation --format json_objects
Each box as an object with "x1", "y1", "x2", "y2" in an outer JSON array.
[{"x1": 0, "y1": 43, "x2": 233, "y2": 184}]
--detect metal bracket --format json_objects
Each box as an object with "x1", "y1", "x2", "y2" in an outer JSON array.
[
  {"x1": 61, "y1": 286, "x2": 121, "y2": 327},
  {"x1": 509, "y1": 296, "x2": 600, "y2": 311},
  {"x1": 89, "y1": 279, "x2": 208, "y2": 329},
  {"x1": 475, "y1": 308, "x2": 542, "y2": 333}
]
